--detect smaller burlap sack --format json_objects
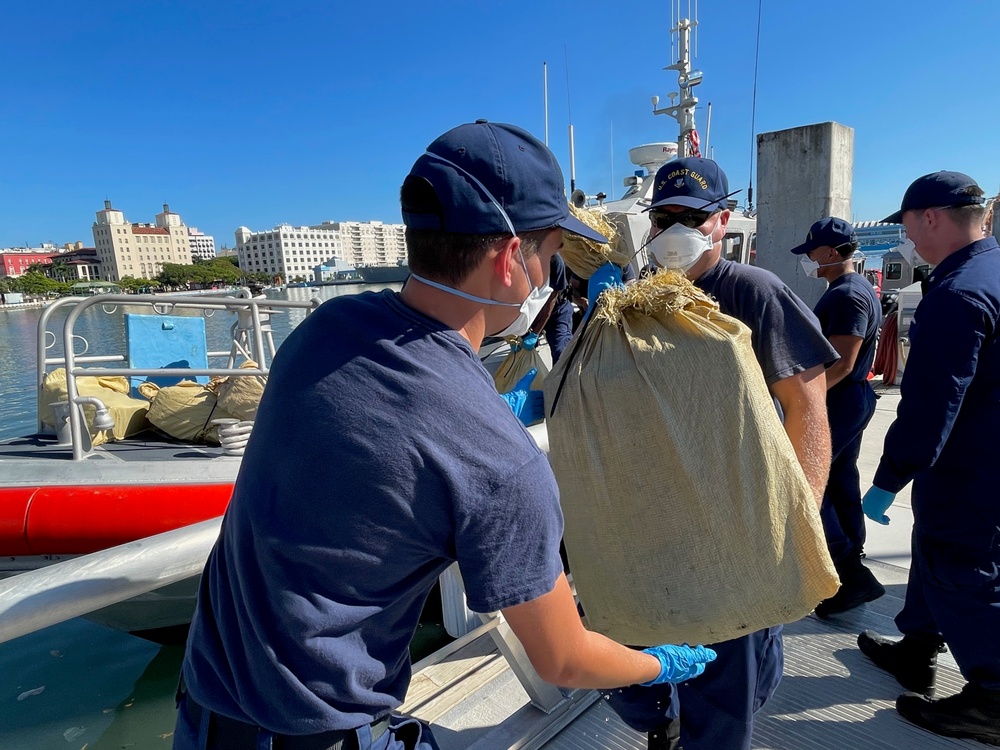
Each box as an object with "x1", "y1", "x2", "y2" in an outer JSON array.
[
  {"x1": 215, "y1": 360, "x2": 266, "y2": 421},
  {"x1": 138, "y1": 380, "x2": 238, "y2": 444},
  {"x1": 40, "y1": 368, "x2": 150, "y2": 446},
  {"x1": 544, "y1": 270, "x2": 839, "y2": 646},
  {"x1": 559, "y1": 204, "x2": 633, "y2": 279},
  {"x1": 493, "y1": 336, "x2": 548, "y2": 427}
]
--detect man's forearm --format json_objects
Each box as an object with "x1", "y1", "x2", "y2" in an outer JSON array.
[{"x1": 784, "y1": 402, "x2": 831, "y2": 506}]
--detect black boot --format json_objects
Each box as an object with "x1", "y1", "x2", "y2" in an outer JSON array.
[
  {"x1": 857, "y1": 630, "x2": 946, "y2": 696},
  {"x1": 647, "y1": 718, "x2": 680, "y2": 749},
  {"x1": 815, "y1": 556, "x2": 885, "y2": 618},
  {"x1": 897, "y1": 683, "x2": 1000, "y2": 745}
]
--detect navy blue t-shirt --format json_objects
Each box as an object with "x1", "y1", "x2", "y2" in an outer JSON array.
[
  {"x1": 695, "y1": 259, "x2": 838, "y2": 385},
  {"x1": 182, "y1": 289, "x2": 564, "y2": 734},
  {"x1": 812, "y1": 273, "x2": 881, "y2": 386}
]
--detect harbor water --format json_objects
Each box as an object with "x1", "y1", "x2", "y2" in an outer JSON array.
[{"x1": 0, "y1": 284, "x2": 404, "y2": 749}]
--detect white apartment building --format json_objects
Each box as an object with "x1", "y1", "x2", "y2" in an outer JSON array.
[
  {"x1": 187, "y1": 228, "x2": 217, "y2": 261},
  {"x1": 316, "y1": 221, "x2": 407, "y2": 268},
  {"x1": 234, "y1": 224, "x2": 344, "y2": 281},
  {"x1": 92, "y1": 201, "x2": 194, "y2": 280}
]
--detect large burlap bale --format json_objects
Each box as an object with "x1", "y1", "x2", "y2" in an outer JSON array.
[
  {"x1": 139, "y1": 380, "x2": 237, "y2": 444},
  {"x1": 215, "y1": 360, "x2": 266, "y2": 421},
  {"x1": 39, "y1": 368, "x2": 150, "y2": 446},
  {"x1": 560, "y1": 204, "x2": 632, "y2": 279},
  {"x1": 544, "y1": 270, "x2": 838, "y2": 646}
]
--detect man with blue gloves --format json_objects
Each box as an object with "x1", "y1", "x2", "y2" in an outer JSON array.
[
  {"x1": 601, "y1": 157, "x2": 837, "y2": 750},
  {"x1": 856, "y1": 171, "x2": 1000, "y2": 744},
  {"x1": 789, "y1": 217, "x2": 884, "y2": 617},
  {"x1": 174, "y1": 121, "x2": 714, "y2": 750}
]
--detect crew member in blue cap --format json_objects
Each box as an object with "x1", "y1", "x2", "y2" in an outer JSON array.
[
  {"x1": 790, "y1": 217, "x2": 884, "y2": 617},
  {"x1": 173, "y1": 121, "x2": 716, "y2": 750},
  {"x1": 856, "y1": 171, "x2": 1000, "y2": 744},
  {"x1": 603, "y1": 157, "x2": 838, "y2": 750}
]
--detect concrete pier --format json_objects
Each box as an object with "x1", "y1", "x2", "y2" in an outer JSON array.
[{"x1": 755, "y1": 122, "x2": 854, "y2": 308}]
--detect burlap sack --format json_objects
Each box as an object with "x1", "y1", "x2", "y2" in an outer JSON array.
[
  {"x1": 493, "y1": 338, "x2": 548, "y2": 427},
  {"x1": 138, "y1": 380, "x2": 237, "y2": 444},
  {"x1": 39, "y1": 368, "x2": 150, "y2": 446},
  {"x1": 559, "y1": 204, "x2": 633, "y2": 279},
  {"x1": 215, "y1": 361, "x2": 266, "y2": 421},
  {"x1": 544, "y1": 270, "x2": 839, "y2": 646}
]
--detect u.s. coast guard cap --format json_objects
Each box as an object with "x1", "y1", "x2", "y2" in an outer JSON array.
[
  {"x1": 790, "y1": 217, "x2": 857, "y2": 255},
  {"x1": 881, "y1": 171, "x2": 985, "y2": 224},
  {"x1": 649, "y1": 157, "x2": 731, "y2": 212},
  {"x1": 401, "y1": 120, "x2": 606, "y2": 243}
]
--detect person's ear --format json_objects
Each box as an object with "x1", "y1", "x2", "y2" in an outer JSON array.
[{"x1": 492, "y1": 236, "x2": 522, "y2": 286}]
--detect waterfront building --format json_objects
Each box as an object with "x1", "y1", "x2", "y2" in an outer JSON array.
[
  {"x1": 235, "y1": 224, "x2": 344, "y2": 282},
  {"x1": 0, "y1": 249, "x2": 55, "y2": 278},
  {"x1": 234, "y1": 220, "x2": 406, "y2": 282},
  {"x1": 187, "y1": 228, "x2": 216, "y2": 261},
  {"x1": 317, "y1": 220, "x2": 407, "y2": 269},
  {"x1": 92, "y1": 201, "x2": 194, "y2": 281}
]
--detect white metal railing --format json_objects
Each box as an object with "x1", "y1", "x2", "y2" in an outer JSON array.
[
  {"x1": 35, "y1": 290, "x2": 321, "y2": 460},
  {"x1": 0, "y1": 518, "x2": 221, "y2": 644}
]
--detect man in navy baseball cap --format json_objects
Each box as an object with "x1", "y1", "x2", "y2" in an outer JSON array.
[
  {"x1": 648, "y1": 156, "x2": 732, "y2": 212},
  {"x1": 881, "y1": 171, "x2": 985, "y2": 224},
  {"x1": 790, "y1": 217, "x2": 857, "y2": 256},
  {"x1": 789, "y1": 215, "x2": 885, "y2": 619}
]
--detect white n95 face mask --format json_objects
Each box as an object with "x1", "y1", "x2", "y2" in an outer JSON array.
[
  {"x1": 493, "y1": 276, "x2": 553, "y2": 337},
  {"x1": 895, "y1": 239, "x2": 924, "y2": 266},
  {"x1": 648, "y1": 221, "x2": 716, "y2": 272},
  {"x1": 799, "y1": 257, "x2": 821, "y2": 278}
]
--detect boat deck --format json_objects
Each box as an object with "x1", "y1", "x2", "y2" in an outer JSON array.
[{"x1": 404, "y1": 559, "x2": 974, "y2": 749}]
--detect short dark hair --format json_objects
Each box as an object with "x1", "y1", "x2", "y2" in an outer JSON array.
[
  {"x1": 835, "y1": 241, "x2": 859, "y2": 258},
  {"x1": 401, "y1": 175, "x2": 550, "y2": 284}
]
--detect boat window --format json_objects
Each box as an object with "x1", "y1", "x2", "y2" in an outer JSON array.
[
  {"x1": 885, "y1": 262, "x2": 902, "y2": 281},
  {"x1": 722, "y1": 232, "x2": 744, "y2": 262}
]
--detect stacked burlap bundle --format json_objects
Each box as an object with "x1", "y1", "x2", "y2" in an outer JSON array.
[
  {"x1": 544, "y1": 270, "x2": 838, "y2": 646},
  {"x1": 559, "y1": 204, "x2": 632, "y2": 279}
]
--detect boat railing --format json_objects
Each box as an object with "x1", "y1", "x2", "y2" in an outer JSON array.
[{"x1": 36, "y1": 290, "x2": 321, "y2": 460}]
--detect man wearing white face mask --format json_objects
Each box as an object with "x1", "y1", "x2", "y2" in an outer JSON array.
[
  {"x1": 789, "y1": 217, "x2": 884, "y2": 618},
  {"x1": 606, "y1": 157, "x2": 837, "y2": 750},
  {"x1": 174, "y1": 121, "x2": 717, "y2": 750}
]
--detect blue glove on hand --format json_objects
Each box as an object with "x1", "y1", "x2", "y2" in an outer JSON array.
[
  {"x1": 640, "y1": 644, "x2": 717, "y2": 686},
  {"x1": 581, "y1": 262, "x2": 624, "y2": 325},
  {"x1": 499, "y1": 369, "x2": 545, "y2": 426},
  {"x1": 862, "y1": 486, "x2": 896, "y2": 526},
  {"x1": 521, "y1": 331, "x2": 540, "y2": 351}
]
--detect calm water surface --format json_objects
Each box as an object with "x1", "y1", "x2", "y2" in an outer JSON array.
[{"x1": 0, "y1": 283, "x2": 402, "y2": 748}]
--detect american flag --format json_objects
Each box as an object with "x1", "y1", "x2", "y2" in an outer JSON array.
[{"x1": 688, "y1": 129, "x2": 702, "y2": 158}]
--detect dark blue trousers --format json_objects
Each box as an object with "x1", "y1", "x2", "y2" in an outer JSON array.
[
  {"x1": 605, "y1": 626, "x2": 784, "y2": 750},
  {"x1": 543, "y1": 303, "x2": 573, "y2": 365},
  {"x1": 821, "y1": 381, "x2": 877, "y2": 563},
  {"x1": 896, "y1": 530, "x2": 1000, "y2": 689}
]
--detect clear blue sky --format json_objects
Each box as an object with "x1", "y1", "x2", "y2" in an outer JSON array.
[{"x1": 1, "y1": 0, "x2": 997, "y2": 250}]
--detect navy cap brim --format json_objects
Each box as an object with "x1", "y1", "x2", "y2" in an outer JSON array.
[
  {"x1": 646, "y1": 195, "x2": 727, "y2": 213},
  {"x1": 789, "y1": 241, "x2": 817, "y2": 256},
  {"x1": 560, "y1": 212, "x2": 608, "y2": 243},
  {"x1": 881, "y1": 209, "x2": 904, "y2": 224}
]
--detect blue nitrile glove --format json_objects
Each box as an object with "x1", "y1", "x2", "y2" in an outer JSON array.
[
  {"x1": 521, "y1": 331, "x2": 540, "y2": 351},
  {"x1": 640, "y1": 644, "x2": 717, "y2": 685},
  {"x1": 862, "y1": 486, "x2": 896, "y2": 526},
  {"x1": 581, "y1": 262, "x2": 624, "y2": 325},
  {"x1": 499, "y1": 369, "x2": 544, "y2": 426}
]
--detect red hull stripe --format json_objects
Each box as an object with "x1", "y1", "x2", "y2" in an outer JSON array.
[{"x1": 0, "y1": 484, "x2": 234, "y2": 556}]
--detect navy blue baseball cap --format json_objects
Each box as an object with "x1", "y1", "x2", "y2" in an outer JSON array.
[
  {"x1": 401, "y1": 120, "x2": 606, "y2": 243},
  {"x1": 648, "y1": 157, "x2": 731, "y2": 212},
  {"x1": 789, "y1": 217, "x2": 857, "y2": 255},
  {"x1": 881, "y1": 170, "x2": 984, "y2": 223}
]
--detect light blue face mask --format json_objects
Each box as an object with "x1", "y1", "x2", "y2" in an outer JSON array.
[{"x1": 408, "y1": 151, "x2": 553, "y2": 337}]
